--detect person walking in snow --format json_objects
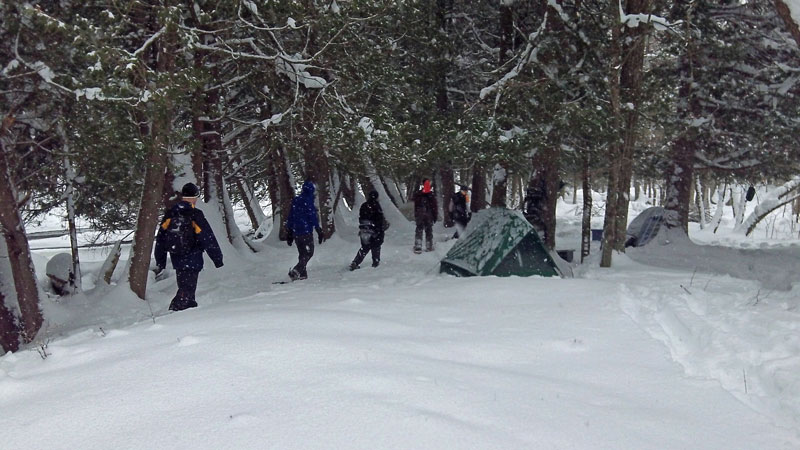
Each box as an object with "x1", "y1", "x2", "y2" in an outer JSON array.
[
  {"x1": 349, "y1": 190, "x2": 389, "y2": 271},
  {"x1": 154, "y1": 182, "x2": 224, "y2": 312},
  {"x1": 286, "y1": 180, "x2": 325, "y2": 281},
  {"x1": 413, "y1": 178, "x2": 438, "y2": 253},
  {"x1": 449, "y1": 184, "x2": 471, "y2": 239}
]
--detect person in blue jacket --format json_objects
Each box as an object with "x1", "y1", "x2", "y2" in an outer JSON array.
[
  {"x1": 286, "y1": 180, "x2": 325, "y2": 281},
  {"x1": 154, "y1": 182, "x2": 224, "y2": 311}
]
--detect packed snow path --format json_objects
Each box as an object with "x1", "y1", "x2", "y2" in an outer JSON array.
[{"x1": 2, "y1": 240, "x2": 798, "y2": 449}]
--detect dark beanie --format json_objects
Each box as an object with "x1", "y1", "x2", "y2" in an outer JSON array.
[
  {"x1": 181, "y1": 182, "x2": 200, "y2": 198},
  {"x1": 368, "y1": 190, "x2": 379, "y2": 200}
]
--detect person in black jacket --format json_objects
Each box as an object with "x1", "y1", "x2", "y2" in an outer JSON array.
[
  {"x1": 349, "y1": 190, "x2": 388, "y2": 270},
  {"x1": 154, "y1": 182, "x2": 224, "y2": 312},
  {"x1": 449, "y1": 184, "x2": 471, "y2": 239},
  {"x1": 413, "y1": 178, "x2": 438, "y2": 253}
]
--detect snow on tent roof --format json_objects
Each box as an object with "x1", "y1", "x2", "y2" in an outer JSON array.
[
  {"x1": 440, "y1": 207, "x2": 561, "y2": 278},
  {"x1": 626, "y1": 206, "x2": 666, "y2": 248}
]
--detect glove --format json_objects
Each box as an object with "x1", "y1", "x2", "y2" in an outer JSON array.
[
  {"x1": 214, "y1": 260, "x2": 224, "y2": 269},
  {"x1": 316, "y1": 227, "x2": 325, "y2": 244},
  {"x1": 286, "y1": 230, "x2": 294, "y2": 246},
  {"x1": 153, "y1": 266, "x2": 167, "y2": 281}
]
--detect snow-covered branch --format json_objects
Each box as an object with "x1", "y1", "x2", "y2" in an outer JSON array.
[
  {"x1": 736, "y1": 176, "x2": 800, "y2": 235},
  {"x1": 131, "y1": 27, "x2": 166, "y2": 58},
  {"x1": 619, "y1": 0, "x2": 678, "y2": 31},
  {"x1": 479, "y1": 16, "x2": 547, "y2": 103}
]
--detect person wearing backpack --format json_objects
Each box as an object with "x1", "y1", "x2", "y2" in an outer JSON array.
[
  {"x1": 286, "y1": 180, "x2": 325, "y2": 281},
  {"x1": 154, "y1": 182, "x2": 224, "y2": 311},
  {"x1": 449, "y1": 184, "x2": 471, "y2": 239},
  {"x1": 349, "y1": 190, "x2": 389, "y2": 271},
  {"x1": 413, "y1": 178, "x2": 438, "y2": 253}
]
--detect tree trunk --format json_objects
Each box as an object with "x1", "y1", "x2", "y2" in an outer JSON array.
[
  {"x1": 600, "y1": 0, "x2": 625, "y2": 267},
  {"x1": 612, "y1": 0, "x2": 650, "y2": 251},
  {"x1": 0, "y1": 294, "x2": 19, "y2": 354},
  {"x1": 340, "y1": 172, "x2": 357, "y2": 208},
  {"x1": 526, "y1": 146, "x2": 559, "y2": 249},
  {"x1": 162, "y1": 165, "x2": 178, "y2": 209},
  {"x1": 304, "y1": 141, "x2": 334, "y2": 238},
  {"x1": 0, "y1": 127, "x2": 42, "y2": 342},
  {"x1": 274, "y1": 146, "x2": 295, "y2": 240},
  {"x1": 695, "y1": 175, "x2": 705, "y2": 229},
  {"x1": 439, "y1": 167, "x2": 455, "y2": 226},
  {"x1": 0, "y1": 239, "x2": 20, "y2": 354},
  {"x1": 710, "y1": 186, "x2": 726, "y2": 233},
  {"x1": 379, "y1": 174, "x2": 402, "y2": 209},
  {"x1": 470, "y1": 165, "x2": 488, "y2": 212},
  {"x1": 63, "y1": 153, "x2": 81, "y2": 293},
  {"x1": 664, "y1": 2, "x2": 699, "y2": 233},
  {"x1": 237, "y1": 175, "x2": 263, "y2": 233},
  {"x1": 581, "y1": 153, "x2": 592, "y2": 263},
  {"x1": 128, "y1": 13, "x2": 174, "y2": 300}
]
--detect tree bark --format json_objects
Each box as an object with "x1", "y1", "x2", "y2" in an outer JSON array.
[
  {"x1": 526, "y1": 146, "x2": 560, "y2": 249},
  {"x1": 663, "y1": 1, "x2": 702, "y2": 233},
  {"x1": 774, "y1": 0, "x2": 800, "y2": 46},
  {"x1": 440, "y1": 167, "x2": 455, "y2": 226},
  {"x1": 0, "y1": 292, "x2": 19, "y2": 354},
  {"x1": 59, "y1": 140, "x2": 82, "y2": 293},
  {"x1": 612, "y1": 0, "x2": 651, "y2": 251},
  {"x1": 127, "y1": 11, "x2": 174, "y2": 300},
  {"x1": 0, "y1": 125, "x2": 42, "y2": 342},
  {"x1": 581, "y1": 153, "x2": 592, "y2": 263},
  {"x1": 0, "y1": 237, "x2": 20, "y2": 353},
  {"x1": 303, "y1": 131, "x2": 335, "y2": 239},
  {"x1": 273, "y1": 145, "x2": 295, "y2": 240},
  {"x1": 600, "y1": 0, "x2": 625, "y2": 267},
  {"x1": 470, "y1": 165, "x2": 488, "y2": 212}
]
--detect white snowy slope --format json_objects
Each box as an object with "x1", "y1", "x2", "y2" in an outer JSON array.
[{"x1": 1, "y1": 193, "x2": 799, "y2": 449}]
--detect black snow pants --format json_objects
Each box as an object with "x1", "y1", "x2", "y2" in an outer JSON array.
[
  {"x1": 291, "y1": 233, "x2": 315, "y2": 279},
  {"x1": 170, "y1": 270, "x2": 200, "y2": 311}
]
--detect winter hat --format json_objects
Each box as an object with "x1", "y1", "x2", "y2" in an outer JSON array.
[
  {"x1": 422, "y1": 179, "x2": 432, "y2": 193},
  {"x1": 368, "y1": 190, "x2": 379, "y2": 200},
  {"x1": 181, "y1": 182, "x2": 200, "y2": 198}
]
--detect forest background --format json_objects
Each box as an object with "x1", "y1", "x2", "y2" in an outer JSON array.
[{"x1": 2, "y1": 0, "x2": 800, "y2": 353}]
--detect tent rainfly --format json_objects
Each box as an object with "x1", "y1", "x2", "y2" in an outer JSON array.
[
  {"x1": 625, "y1": 207, "x2": 666, "y2": 248},
  {"x1": 440, "y1": 208, "x2": 562, "y2": 278}
]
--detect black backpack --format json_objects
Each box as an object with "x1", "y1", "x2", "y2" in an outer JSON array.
[{"x1": 163, "y1": 212, "x2": 197, "y2": 256}]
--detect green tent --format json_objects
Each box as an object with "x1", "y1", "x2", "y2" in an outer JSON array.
[{"x1": 440, "y1": 208, "x2": 562, "y2": 278}]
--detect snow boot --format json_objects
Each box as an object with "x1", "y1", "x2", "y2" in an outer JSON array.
[{"x1": 349, "y1": 262, "x2": 360, "y2": 271}]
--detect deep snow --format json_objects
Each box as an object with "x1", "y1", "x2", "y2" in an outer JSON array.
[{"x1": 2, "y1": 189, "x2": 800, "y2": 449}]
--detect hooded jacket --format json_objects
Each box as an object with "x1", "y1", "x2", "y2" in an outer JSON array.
[
  {"x1": 286, "y1": 180, "x2": 320, "y2": 236},
  {"x1": 359, "y1": 194, "x2": 386, "y2": 245}
]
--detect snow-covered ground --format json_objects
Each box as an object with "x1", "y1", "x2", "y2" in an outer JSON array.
[{"x1": 2, "y1": 189, "x2": 799, "y2": 449}]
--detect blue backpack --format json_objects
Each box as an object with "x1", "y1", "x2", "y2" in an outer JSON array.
[{"x1": 164, "y1": 213, "x2": 197, "y2": 256}]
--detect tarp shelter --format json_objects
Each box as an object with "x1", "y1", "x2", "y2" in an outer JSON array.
[
  {"x1": 440, "y1": 208, "x2": 562, "y2": 278},
  {"x1": 625, "y1": 206, "x2": 666, "y2": 248}
]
